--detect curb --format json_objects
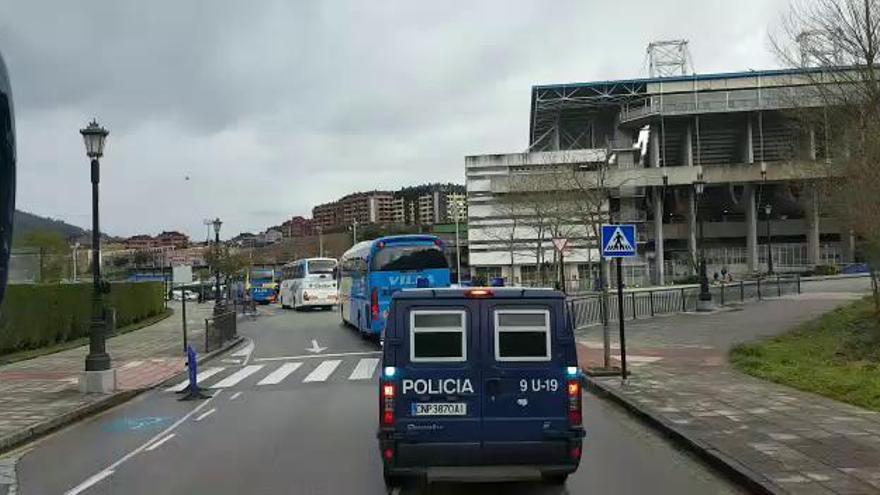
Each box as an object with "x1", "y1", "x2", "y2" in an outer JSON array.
[
  {"x1": 585, "y1": 376, "x2": 781, "y2": 495},
  {"x1": 0, "y1": 335, "x2": 243, "y2": 456}
]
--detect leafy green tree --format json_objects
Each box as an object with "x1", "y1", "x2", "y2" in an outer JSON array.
[{"x1": 205, "y1": 245, "x2": 249, "y2": 282}]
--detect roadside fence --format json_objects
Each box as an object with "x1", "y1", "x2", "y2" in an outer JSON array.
[
  {"x1": 567, "y1": 275, "x2": 801, "y2": 330},
  {"x1": 205, "y1": 311, "x2": 237, "y2": 352}
]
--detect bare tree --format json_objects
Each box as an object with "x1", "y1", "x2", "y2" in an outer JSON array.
[
  {"x1": 775, "y1": 0, "x2": 880, "y2": 311},
  {"x1": 485, "y1": 194, "x2": 523, "y2": 281}
]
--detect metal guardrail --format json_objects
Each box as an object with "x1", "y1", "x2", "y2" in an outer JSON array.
[
  {"x1": 205, "y1": 311, "x2": 237, "y2": 352},
  {"x1": 232, "y1": 298, "x2": 257, "y2": 317},
  {"x1": 567, "y1": 275, "x2": 801, "y2": 330}
]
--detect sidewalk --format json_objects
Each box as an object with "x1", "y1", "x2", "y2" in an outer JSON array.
[
  {"x1": 579, "y1": 281, "x2": 880, "y2": 494},
  {"x1": 0, "y1": 301, "x2": 222, "y2": 453}
]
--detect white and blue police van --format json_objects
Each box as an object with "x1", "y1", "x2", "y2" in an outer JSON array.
[{"x1": 377, "y1": 287, "x2": 584, "y2": 487}]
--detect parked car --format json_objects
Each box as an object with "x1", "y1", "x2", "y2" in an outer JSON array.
[{"x1": 170, "y1": 289, "x2": 199, "y2": 301}]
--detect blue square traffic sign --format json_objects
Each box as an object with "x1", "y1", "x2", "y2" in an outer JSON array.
[{"x1": 601, "y1": 224, "x2": 637, "y2": 258}]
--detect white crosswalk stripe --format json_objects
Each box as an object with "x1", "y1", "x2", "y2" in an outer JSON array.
[
  {"x1": 303, "y1": 360, "x2": 342, "y2": 383},
  {"x1": 165, "y1": 357, "x2": 386, "y2": 391},
  {"x1": 210, "y1": 365, "x2": 264, "y2": 388},
  {"x1": 348, "y1": 358, "x2": 379, "y2": 380},
  {"x1": 257, "y1": 362, "x2": 302, "y2": 385},
  {"x1": 165, "y1": 367, "x2": 226, "y2": 392}
]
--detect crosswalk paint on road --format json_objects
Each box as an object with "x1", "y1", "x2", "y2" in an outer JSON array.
[
  {"x1": 302, "y1": 360, "x2": 342, "y2": 383},
  {"x1": 165, "y1": 367, "x2": 226, "y2": 392},
  {"x1": 348, "y1": 358, "x2": 379, "y2": 380},
  {"x1": 211, "y1": 365, "x2": 264, "y2": 388},
  {"x1": 257, "y1": 362, "x2": 302, "y2": 385},
  {"x1": 163, "y1": 358, "x2": 380, "y2": 391}
]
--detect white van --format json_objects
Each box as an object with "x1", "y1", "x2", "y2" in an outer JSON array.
[{"x1": 279, "y1": 258, "x2": 338, "y2": 310}]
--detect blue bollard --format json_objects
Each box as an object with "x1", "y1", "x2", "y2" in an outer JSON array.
[{"x1": 179, "y1": 345, "x2": 211, "y2": 401}]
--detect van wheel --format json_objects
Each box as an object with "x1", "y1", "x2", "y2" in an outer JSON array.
[
  {"x1": 542, "y1": 473, "x2": 568, "y2": 485},
  {"x1": 383, "y1": 473, "x2": 402, "y2": 489}
]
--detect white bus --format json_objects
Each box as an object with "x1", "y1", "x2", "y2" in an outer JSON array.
[{"x1": 279, "y1": 257, "x2": 338, "y2": 310}]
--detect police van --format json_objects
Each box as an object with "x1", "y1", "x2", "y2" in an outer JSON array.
[{"x1": 377, "y1": 287, "x2": 584, "y2": 487}]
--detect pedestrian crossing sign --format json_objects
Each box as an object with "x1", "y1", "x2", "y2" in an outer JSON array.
[{"x1": 601, "y1": 224, "x2": 637, "y2": 258}]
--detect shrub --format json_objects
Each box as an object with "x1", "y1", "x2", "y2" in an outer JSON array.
[{"x1": 0, "y1": 282, "x2": 164, "y2": 355}]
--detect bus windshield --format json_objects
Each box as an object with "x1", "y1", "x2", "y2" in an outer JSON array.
[
  {"x1": 371, "y1": 245, "x2": 447, "y2": 272},
  {"x1": 308, "y1": 260, "x2": 336, "y2": 275}
]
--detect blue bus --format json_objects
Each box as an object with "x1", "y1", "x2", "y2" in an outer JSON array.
[{"x1": 339, "y1": 235, "x2": 451, "y2": 339}]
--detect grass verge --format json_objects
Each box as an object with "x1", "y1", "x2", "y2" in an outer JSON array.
[
  {"x1": 0, "y1": 308, "x2": 173, "y2": 365},
  {"x1": 731, "y1": 297, "x2": 880, "y2": 411}
]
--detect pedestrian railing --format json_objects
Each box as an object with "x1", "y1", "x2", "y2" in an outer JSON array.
[
  {"x1": 567, "y1": 275, "x2": 801, "y2": 330},
  {"x1": 232, "y1": 298, "x2": 257, "y2": 317},
  {"x1": 205, "y1": 310, "x2": 237, "y2": 352}
]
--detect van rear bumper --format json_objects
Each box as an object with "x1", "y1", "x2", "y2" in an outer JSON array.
[
  {"x1": 393, "y1": 465, "x2": 577, "y2": 482},
  {"x1": 384, "y1": 440, "x2": 581, "y2": 479}
]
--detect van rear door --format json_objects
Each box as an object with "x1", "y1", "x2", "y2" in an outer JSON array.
[
  {"x1": 480, "y1": 299, "x2": 569, "y2": 462},
  {"x1": 394, "y1": 299, "x2": 482, "y2": 465}
]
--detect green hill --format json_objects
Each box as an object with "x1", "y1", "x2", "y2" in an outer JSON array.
[{"x1": 12, "y1": 210, "x2": 86, "y2": 244}]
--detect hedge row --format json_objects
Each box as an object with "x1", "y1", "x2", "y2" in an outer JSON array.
[{"x1": 0, "y1": 282, "x2": 164, "y2": 355}]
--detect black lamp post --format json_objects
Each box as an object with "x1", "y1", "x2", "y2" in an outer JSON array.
[
  {"x1": 80, "y1": 120, "x2": 111, "y2": 372},
  {"x1": 764, "y1": 203, "x2": 774, "y2": 275},
  {"x1": 212, "y1": 217, "x2": 223, "y2": 314},
  {"x1": 693, "y1": 173, "x2": 712, "y2": 309}
]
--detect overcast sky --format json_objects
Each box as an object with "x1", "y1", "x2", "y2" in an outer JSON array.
[{"x1": 1, "y1": 0, "x2": 794, "y2": 239}]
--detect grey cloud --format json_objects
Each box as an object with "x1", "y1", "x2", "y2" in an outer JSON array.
[{"x1": 2, "y1": 0, "x2": 791, "y2": 238}]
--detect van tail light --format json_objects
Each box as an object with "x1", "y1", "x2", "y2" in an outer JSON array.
[
  {"x1": 371, "y1": 288, "x2": 379, "y2": 320},
  {"x1": 568, "y1": 379, "x2": 582, "y2": 426},
  {"x1": 383, "y1": 448, "x2": 394, "y2": 461},
  {"x1": 381, "y1": 382, "x2": 395, "y2": 426},
  {"x1": 570, "y1": 446, "x2": 582, "y2": 460},
  {"x1": 465, "y1": 288, "x2": 493, "y2": 298}
]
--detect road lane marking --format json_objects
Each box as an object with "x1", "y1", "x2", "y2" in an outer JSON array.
[
  {"x1": 348, "y1": 358, "x2": 379, "y2": 380},
  {"x1": 64, "y1": 391, "x2": 221, "y2": 495},
  {"x1": 303, "y1": 360, "x2": 342, "y2": 382},
  {"x1": 229, "y1": 391, "x2": 242, "y2": 400},
  {"x1": 65, "y1": 469, "x2": 114, "y2": 495},
  {"x1": 164, "y1": 367, "x2": 226, "y2": 392},
  {"x1": 194, "y1": 408, "x2": 216, "y2": 422},
  {"x1": 254, "y1": 350, "x2": 380, "y2": 362},
  {"x1": 120, "y1": 360, "x2": 144, "y2": 369},
  {"x1": 210, "y1": 365, "x2": 264, "y2": 388},
  {"x1": 230, "y1": 340, "x2": 253, "y2": 357},
  {"x1": 145, "y1": 433, "x2": 176, "y2": 451},
  {"x1": 257, "y1": 362, "x2": 302, "y2": 385}
]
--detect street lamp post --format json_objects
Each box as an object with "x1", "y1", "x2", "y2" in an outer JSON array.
[
  {"x1": 79, "y1": 120, "x2": 114, "y2": 392},
  {"x1": 317, "y1": 225, "x2": 324, "y2": 257},
  {"x1": 352, "y1": 219, "x2": 358, "y2": 245},
  {"x1": 693, "y1": 173, "x2": 713, "y2": 311},
  {"x1": 764, "y1": 203, "x2": 774, "y2": 275},
  {"x1": 212, "y1": 217, "x2": 223, "y2": 314}
]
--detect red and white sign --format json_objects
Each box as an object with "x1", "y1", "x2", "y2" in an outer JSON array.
[{"x1": 552, "y1": 238, "x2": 570, "y2": 253}]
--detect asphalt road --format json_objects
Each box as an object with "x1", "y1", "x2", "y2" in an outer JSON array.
[{"x1": 13, "y1": 305, "x2": 742, "y2": 494}]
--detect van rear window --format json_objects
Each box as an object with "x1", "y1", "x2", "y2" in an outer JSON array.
[
  {"x1": 410, "y1": 310, "x2": 466, "y2": 362},
  {"x1": 494, "y1": 310, "x2": 551, "y2": 361}
]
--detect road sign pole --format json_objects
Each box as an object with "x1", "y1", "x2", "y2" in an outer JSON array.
[
  {"x1": 181, "y1": 285, "x2": 188, "y2": 354},
  {"x1": 616, "y1": 258, "x2": 627, "y2": 380}
]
